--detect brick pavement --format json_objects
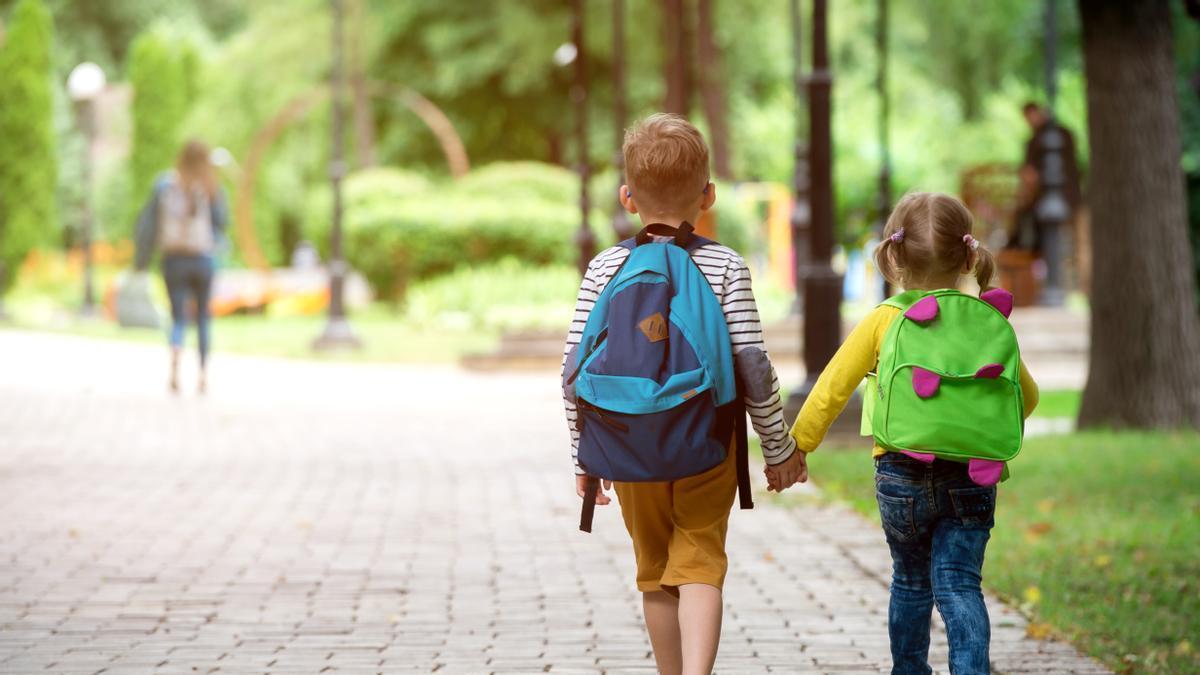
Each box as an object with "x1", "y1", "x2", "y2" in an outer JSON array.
[{"x1": 0, "y1": 330, "x2": 1108, "y2": 674}]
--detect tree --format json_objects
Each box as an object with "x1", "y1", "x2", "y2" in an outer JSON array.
[
  {"x1": 661, "y1": 0, "x2": 690, "y2": 115},
  {"x1": 127, "y1": 28, "x2": 195, "y2": 230},
  {"x1": 695, "y1": 0, "x2": 732, "y2": 179},
  {"x1": 0, "y1": 0, "x2": 56, "y2": 294},
  {"x1": 1076, "y1": 0, "x2": 1200, "y2": 429}
]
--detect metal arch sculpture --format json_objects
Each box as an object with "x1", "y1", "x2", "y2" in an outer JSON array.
[{"x1": 232, "y1": 83, "x2": 469, "y2": 270}]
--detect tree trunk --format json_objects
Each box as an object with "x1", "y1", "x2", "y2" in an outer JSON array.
[
  {"x1": 661, "y1": 0, "x2": 690, "y2": 115},
  {"x1": 695, "y1": 0, "x2": 732, "y2": 179},
  {"x1": 1076, "y1": 0, "x2": 1200, "y2": 429}
]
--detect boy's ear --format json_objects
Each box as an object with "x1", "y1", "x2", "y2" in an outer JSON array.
[
  {"x1": 700, "y1": 182, "x2": 717, "y2": 211},
  {"x1": 619, "y1": 184, "x2": 638, "y2": 214}
]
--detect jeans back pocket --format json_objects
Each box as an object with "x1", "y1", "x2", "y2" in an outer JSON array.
[
  {"x1": 949, "y1": 485, "x2": 997, "y2": 528},
  {"x1": 875, "y1": 489, "x2": 918, "y2": 541}
]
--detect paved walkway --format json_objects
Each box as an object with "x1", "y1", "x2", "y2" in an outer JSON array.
[{"x1": 0, "y1": 331, "x2": 1107, "y2": 674}]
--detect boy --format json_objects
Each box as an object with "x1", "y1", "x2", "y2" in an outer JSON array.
[{"x1": 561, "y1": 113, "x2": 805, "y2": 675}]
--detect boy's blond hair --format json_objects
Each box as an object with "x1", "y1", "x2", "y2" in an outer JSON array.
[{"x1": 622, "y1": 113, "x2": 710, "y2": 215}]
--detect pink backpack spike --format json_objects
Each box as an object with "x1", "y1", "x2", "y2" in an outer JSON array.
[
  {"x1": 905, "y1": 295, "x2": 940, "y2": 323},
  {"x1": 980, "y1": 288, "x2": 1014, "y2": 319},
  {"x1": 968, "y1": 459, "x2": 1005, "y2": 486},
  {"x1": 912, "y1": 367, "x2": 941, "y2": 398},
  {"x1": 975, "y1": 364, "x2": 1004, "y2": 379}
]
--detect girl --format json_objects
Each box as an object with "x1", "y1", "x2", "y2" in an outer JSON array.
[
  {"x1": 770, "y1": 192, "x2": 1039, "y2": 674},
  {"x1": 134, "y1": 140, "x2": 228, "y2": 394}
]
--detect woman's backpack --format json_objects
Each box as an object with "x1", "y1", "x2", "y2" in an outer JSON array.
[
  {"x1": 158, "y1": 175, "x2": 215, "y2": 256},
  {"x1": 865, "y1": 288, "x2": 1023, "y2": 486}
]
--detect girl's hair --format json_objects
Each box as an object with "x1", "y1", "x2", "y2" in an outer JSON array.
[
  {"x1": 875, "y1": 191, "x2": 995, "y2": 291},
  {"x1": 175, "y1": 139, "x2": 218, "y2": 215}
]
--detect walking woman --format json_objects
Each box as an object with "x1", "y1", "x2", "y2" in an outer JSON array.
[{"x1": 134, "y1": 139, "x2": 228, "y2": 394}]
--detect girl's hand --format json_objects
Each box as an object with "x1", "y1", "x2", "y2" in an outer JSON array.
[
  {"x1": 764, "y1": 452, "x2": 808, "y2": 492},
  {"x1": 576, "y1": 475, "x2": 614, "y2": 505}
]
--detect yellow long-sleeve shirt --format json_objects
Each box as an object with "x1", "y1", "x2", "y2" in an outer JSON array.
[{"x1": 790, "y1": 305, "x2": 1039, "y2": 456}]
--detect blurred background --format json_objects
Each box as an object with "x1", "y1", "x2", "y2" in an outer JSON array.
[
  {"x1": 1, "y1": 1, "x2": 1199, "y2": 672},
  {"x1": 4, "y1": 0, "x2": 1195, "y2": 359}
]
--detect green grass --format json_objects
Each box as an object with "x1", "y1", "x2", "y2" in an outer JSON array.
[
  {"x1": 2, "y1": 305, "x2": 499, "y2": 364},
  {"x1": 802, "y1": 432, "x2": 1200, "y2": 673},
  {"x1": 1033, "y1": 389, "x2": 1083, "y2": 419}
]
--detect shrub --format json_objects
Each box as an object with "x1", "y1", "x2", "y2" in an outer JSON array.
[
  {"x1": 447, "y1": 161, "x2": 579, "y2": 204},
  {"x1": 345, "y1": 196, "x2": 596, "y2": 299},
  {"x1": 304, "y1": 162, "x2": 610, "y2": 300},
  {"x1": 127, "y1": 28, "x2": 197, "y2": 232},
  {"x1": 403, "y1": 258, "x2": 578, "y2": 332},
  {"x1": 0, "y1": 0, "x2": 56, "y2": 293}
]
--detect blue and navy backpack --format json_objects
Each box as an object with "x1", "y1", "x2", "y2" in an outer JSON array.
[{"x1": 566, "y1": 222, "x2": 752, "y2": 532}]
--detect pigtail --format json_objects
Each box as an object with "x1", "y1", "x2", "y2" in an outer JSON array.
[
  {"x1": 875, "y1": 236, "x2": 904, "y2": 288},
  {"x1": 973, "y1": 244, "x2": 996, "y2": 291}
]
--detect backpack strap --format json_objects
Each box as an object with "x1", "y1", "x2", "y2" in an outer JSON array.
[
  {"x1": 735, "y1": 396, "x2": 753, "y2": 510},
  {"x1": 579, "y1": 475, "x2": 600, "y2": 533},
  {"x1": 880, "y1": 289, "x2": 926, "y2": 311}
]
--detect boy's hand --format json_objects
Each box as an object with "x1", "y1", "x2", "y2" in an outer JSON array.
[
  {"x1": 576, "y1": 475, "x2": 614, "y2": 505},
  {"x1": 764, "y1": 452, "x2": 808, "y2": 492}
]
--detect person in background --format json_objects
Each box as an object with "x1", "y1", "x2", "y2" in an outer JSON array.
[
  {"x1": 134, "y1": 139, "x2": 228, "y2": 394},
  {"x1": 1012, "y1": 103, "x2": 1083, "y2": 262}
]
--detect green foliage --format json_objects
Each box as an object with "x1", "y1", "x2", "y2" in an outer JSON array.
[
  {"x1": 305, "y1": 162, "x2": 610, "y2": 301},
  {"x1": 0, "y1": 0, "x2": 57, "y2": 292},
  {"x1": 403, "y1": 258, "x2": 578, "y2": 332},
  {"x1": 126, "y1": 26, "x2": 197, "y2": 231},
  {"x1": 342, "y1": 193, "x2": 593, "y2": 300},
  {"x1": 802, "y1": 431, "x2": 1200, "y2": 674}
]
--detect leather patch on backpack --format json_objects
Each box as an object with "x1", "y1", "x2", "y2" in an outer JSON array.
[{"x1": 638, "y1": 312, "x2": 668, "y2": 343}]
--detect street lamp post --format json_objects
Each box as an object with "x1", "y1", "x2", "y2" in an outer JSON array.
[
  {"x1": 1036, "y1": 0, "x2": 1070, "y2": 306},
  {"x1": 314, "y1": 0, "x2": 361, "y2": 349},
  {"x1": 785, "y1": 0, "x2": 857, "y2": 428},
  {"x1": 67, "y1": 62, "x2": 106, "y2": 317},
  {"x1": 611, "y1": 0, "x2": 634, "y2": 240},
  {"x1": 788, "y1": 0, "x2": 809, "y2": 311},
  {"x1": 877, "y1": 0, "x2": 893, "y2": 298}
]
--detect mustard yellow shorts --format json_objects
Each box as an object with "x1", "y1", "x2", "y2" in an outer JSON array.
[{"x1": 613, "y1": 443, "x2": 738, "y2": 595}]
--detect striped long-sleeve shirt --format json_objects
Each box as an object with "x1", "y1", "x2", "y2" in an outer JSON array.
[{"x1": 561, "y1": 241, "x2": 798, "y2": 474}]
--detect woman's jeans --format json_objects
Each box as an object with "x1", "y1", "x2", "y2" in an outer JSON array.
[
  {"x1": 875, "y1": 453, "x2": 996, "y2": 675},
  {"x1": 162, "y1": 255, "x2": 214, "y2": 366}
]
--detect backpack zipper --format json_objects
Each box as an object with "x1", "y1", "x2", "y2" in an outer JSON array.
[{"x1": 576, "y1": 399, "x2": 631, "y2": 433}]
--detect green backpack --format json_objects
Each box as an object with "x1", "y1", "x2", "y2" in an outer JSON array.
[{"x1": 863, "y1": 287, "x2": 1023, "y2": 486}]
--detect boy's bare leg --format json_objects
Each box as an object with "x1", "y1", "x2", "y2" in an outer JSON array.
[
  {"x1": 643, "y1": 591, "x2": 682, "y2": 675},
  {"x1": 678, "y1": 583, "x2": 722, "y2": 675}
]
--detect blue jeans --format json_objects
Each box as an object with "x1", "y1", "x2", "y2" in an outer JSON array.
[
  {"x1": 162, "y1": 255, "x2": 214, "y2": 365},
  {"x1": 875, "y1": 453, "x2": 995, "y2": 675}
]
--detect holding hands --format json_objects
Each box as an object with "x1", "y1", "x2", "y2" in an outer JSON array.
[{"x1": 765, "y1": 450, "x2": 808, "y2": 492}]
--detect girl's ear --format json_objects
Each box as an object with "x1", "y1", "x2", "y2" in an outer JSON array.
[{"x1": 619, "y1": 185, "x2": 638, "y2": 214}]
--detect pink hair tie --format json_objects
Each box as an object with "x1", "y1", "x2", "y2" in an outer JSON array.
[
  {"x1": 963, "y1": 234, "x2": 980, "y2": 250},
  {"x1": 889, "y1": 228, "x2": 905, "y2": 244}
]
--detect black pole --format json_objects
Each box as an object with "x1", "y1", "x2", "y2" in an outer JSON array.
[
  {"x1": 611, "y1": 0, "x2": 633, "y2": 240},
  {"x1": 315, "y1": 0, "x2": 361, "y2": 349},
  {"x1": 1036, "y1": 0, "x2": 1069, "y2": 305},
  {"x1": 877, "y1": 0, "x2": 893, "y2": 298},
  {"x1": 573, "y1": 0, "x2": 595, "y2": 276},
  {"x1": 80, "y1": 99, "x2": 96, "y2": 316},
  {"x1": 785, "y1": 0, "x2": 855, "y2": 426},
  {"x1": 788, "y1": 0, "x2": 809, "y2": 310}
]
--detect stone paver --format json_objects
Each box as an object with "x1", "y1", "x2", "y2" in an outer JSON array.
[{"x1": 0, "y1": 330, "x2": 1108, "y2": 674}]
